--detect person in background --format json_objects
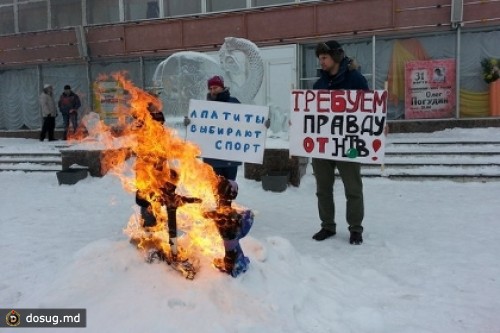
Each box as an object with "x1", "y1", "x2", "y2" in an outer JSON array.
[
  {"x1": 184, "y1": 75, "x2": 242, "y2": 181},
  {"x1": 184, "y1": 75, "x2": 270, "y2": 181},
  {"x1": 39, "y1": 84, "x2": 58, "y2": 141},
  {"x1": 58, "y1": 85, "x2": 81, "y2": 140},
  {"x1": 311, "y1": 40, "x2": 369, "y2": 245}
]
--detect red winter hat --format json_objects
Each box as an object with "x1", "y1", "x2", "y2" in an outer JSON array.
[{"x1": 207, "y1": 75, "x2": 224, "y2": 89}]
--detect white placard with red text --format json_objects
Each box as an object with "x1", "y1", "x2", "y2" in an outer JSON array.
[
  {"x1": 186, "y1": 99, "x2": 269, "y2": 164},
  {"x1": 289, "y1": 90, "x2": 388, "y2": 164}
]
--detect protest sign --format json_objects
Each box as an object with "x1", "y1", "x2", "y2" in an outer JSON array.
[
  {"x1": 289, "y1": 89, "x2": 387, "y2": 164},
  {"x1": 186, "y1": 99, "x2": 269, "y2": 164}
]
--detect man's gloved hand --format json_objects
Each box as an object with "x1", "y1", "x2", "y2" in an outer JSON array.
[
  {"x1": 264, "y1": 118, "x2": 271, "y2": 129},
  {"x1": 183, "y1": 116, "x2": 191, "y2": 126}
]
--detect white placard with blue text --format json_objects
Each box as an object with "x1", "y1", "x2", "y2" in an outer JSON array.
[
  {"x1": 186, "y1": 99, "x2": 269, "y2": 164},
  {"x1": 289, "y1": 89, "x2": 388, "y2": 164}
]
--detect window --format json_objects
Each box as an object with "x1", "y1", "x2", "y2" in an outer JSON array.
[
  {"x1": 51, "y1": 0, "x2": 82, "y2": 29},
  {"x1": 207, "y1": 0, "x2": 246, "y2": 12},
  {"x1": 125, "y1": 0, "x2": 159, "y2": 21},
  {"x1": 164, "y1": 0, "x2": 201, "y2": 17},
  {"x1": 18, "y1": 0, "x2": 48, "y2": 32},
  {"x1": 252, "y1": 0, "x2": 294, "y2": 7},
  {"x1": 87, "y1": 0, "x2": 119, "y2": 25},
  {"x1": 0, "y1": 5, "x2": 14, "y2": 35}
]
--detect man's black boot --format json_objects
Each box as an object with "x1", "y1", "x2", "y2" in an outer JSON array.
[
  {"x1": 349, "y1": 231, "x2": 363, "y2": 245},
  {"x1": 312, "y1": 228, "x2": 336, "y2": 241}
]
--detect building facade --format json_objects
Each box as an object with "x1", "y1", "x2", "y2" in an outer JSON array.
[{"x1": 0, "y1": 0, "x2": 499, "y2": 132}]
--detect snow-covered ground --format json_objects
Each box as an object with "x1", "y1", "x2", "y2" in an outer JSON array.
[{"x1": 0, "y1": 127, "x2": 499, "y2": 333}]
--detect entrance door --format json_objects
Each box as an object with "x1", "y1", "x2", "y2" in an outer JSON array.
[{"x1": 255, "y1": 44, "x2": 297, "y2": 135}]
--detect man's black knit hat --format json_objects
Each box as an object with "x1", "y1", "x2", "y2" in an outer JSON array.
[{"x1": 315, "y1": 40, "x2": 343, "y2": 57}]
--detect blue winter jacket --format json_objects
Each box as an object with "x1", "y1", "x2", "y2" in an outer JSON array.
[
  {"x1": 203, "y1": 88, "x2": 242, "y2": 168},
  {"x1": 313, "y1": 57, "x2": 369, "y2": 91}
]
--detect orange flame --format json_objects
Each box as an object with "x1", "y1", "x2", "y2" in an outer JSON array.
[{"x1": 92, "y1": 73, "x2": 227, "y2": 260}]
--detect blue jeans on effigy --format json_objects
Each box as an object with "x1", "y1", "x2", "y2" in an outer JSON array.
[{"x1": 218, "y1": 209, "x2": 254, "y2": 277}]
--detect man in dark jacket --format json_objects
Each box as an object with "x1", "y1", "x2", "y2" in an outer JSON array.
[
  {"x1": 311, "y1": 40, "x2": 369, "y2": 245},
  {"x1": 199, "y1": 75, "x2": 242, "y2": 181},
  {"x1": 58, "y1": 85, "x2": 81, "y2": 140}
]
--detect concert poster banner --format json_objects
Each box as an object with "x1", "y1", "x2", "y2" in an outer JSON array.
[
  {"x1": 405, "y1": 59, "x2": 456, "y2": 119},
  {"x1": 93, "y1": 80, "x2": 129, "y2": 125},
  {"x1": 289, "y1": 89, "x2": 388, "y2": 164}
]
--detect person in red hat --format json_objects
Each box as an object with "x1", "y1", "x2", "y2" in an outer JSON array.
[
  {"x1": 184, "y1": 75, "x2": 270, "y2": 180},
  {"x1": 185, "y1": 75, "x2": 242, "y2": 180},
  {"x1": 206, "y1": 75, "x2": 240, "y2": 104}
]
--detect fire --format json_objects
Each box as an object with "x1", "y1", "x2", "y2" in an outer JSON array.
[
  {"x1": 91, "y1": 72, "x2": 229, "y2": 261},
  {"x1": 65, "y1": 125, "x2": 88, "y2": 142}
]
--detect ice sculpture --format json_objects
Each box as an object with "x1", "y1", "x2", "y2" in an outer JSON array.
[
  {"x1": 152, "y1": 37, "x2": 264, "y2": 117},
  {"x1": 218, "y1": 37, "x2": 264, "y2": 104}
]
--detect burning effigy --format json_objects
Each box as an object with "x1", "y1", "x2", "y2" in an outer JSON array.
[{"x1": 91, "y1": 73, "x2": 253, "y2": 279}]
